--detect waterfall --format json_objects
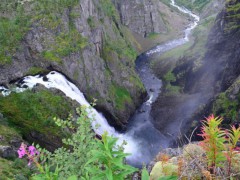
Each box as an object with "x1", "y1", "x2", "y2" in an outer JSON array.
[{"x1": 1, "y1": 71, "x2": 139, "y2": 157}]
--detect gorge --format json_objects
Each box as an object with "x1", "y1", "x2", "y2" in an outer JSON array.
[
  {"x1": 1, "y1": 0, "x2": 200, "y2": 167},
  {"x1": 0, "y1": 0, "x2": 240, "y2": 178}
]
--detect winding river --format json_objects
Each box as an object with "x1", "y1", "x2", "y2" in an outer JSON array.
[{"x1": 0, "y1": 0, "x2": 200, "y2": 167}]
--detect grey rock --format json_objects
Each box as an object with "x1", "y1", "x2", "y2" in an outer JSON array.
[
  {"x1": 113, "y1": 0, "x2": 167, "y2": 37},
  {"x1": 0, "y1": 146, "x2": 17, "y2": 159},
  {"x1": 0, "y1": 0, "x2": 146, "y2": 129}
]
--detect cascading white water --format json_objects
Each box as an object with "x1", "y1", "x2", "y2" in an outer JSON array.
[
  {"x1": 0, "y1": 86, "x2": 11, "y2": 96},
  {"x1": 1, "y1": 72, "x2": 139, "y2": 156}
]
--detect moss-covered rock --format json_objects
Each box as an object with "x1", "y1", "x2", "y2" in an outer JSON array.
[
  {"x1": 150, "y1": 161, "x2": 178, "y2": 180},
  {"x1": 0, "y1": 88, "x2": 76, "y2": 151}
]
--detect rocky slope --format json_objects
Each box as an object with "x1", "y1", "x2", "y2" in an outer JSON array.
[{"x1": 0, "y1": 0, "x2": 146, "y2": 129}]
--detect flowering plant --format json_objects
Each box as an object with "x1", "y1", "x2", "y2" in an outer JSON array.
[{"x1": 18, "y1": 143, "x2": 40, "y2": 166}]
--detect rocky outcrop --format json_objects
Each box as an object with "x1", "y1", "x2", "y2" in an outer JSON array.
[
  {"x1": 113, "y1": 0, "x2": 167, "y2": 37},
  {"x1": 0, "y1": 0, "x2": 146, "y2": 129}
]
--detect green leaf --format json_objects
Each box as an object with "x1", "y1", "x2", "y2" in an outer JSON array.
[
  {"x1": 67, "y1": 175, "x2": 78, "y2": 180},
  {"x1": 105, "y1": 168, "x2": 113, "y2": 180},
  {"x1": 141, "y1": 167, "x2": 150, "y2": 180}
]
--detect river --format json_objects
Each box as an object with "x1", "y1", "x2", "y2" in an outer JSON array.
[{"x1": 0, "y1": 0, "x2": 200, "y2": 167}]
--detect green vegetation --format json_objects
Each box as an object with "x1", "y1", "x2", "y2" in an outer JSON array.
[
  {"x1": 26, "y1": 67, "x2": 47, "y2": 75},
  {"x1": 0, "y1": 122, "x2": 21, "y2": 146},
  {"x1": 99, "y1": 0, "x2": 119, "y2": 21},
  {"x1": 0, "y1": 90, "x2": 73, "y2": 138},
  {"x1": 162, "y1": 71, "x2": 181, "y2": 95},
  {"x1": 0, "y1": 158, "x2": 33, "y2": 179},
  {"x1": 0, "y1": 5, "x2": 30, "y2": 64},
  {"x1": 21, "y1": 106, "x2": 137, "y2": 179},
  {"x1": 225, "y1": 0, "x2": 240, "y2": 32},
  {"x1": 165, "y1": 84, "x2": 181, "y2": 95},
  {"x1": 175, "y1": 0, "x2": 210, "y2": 12},
  {"x1": 163, "y1": 71, "x2": 176, "y2": 82},
  {"x1": 86, "y1": 132, "x2": 137, "y2": 179},
  {"x1": 199, "y1": 115, "x2": 226, "y2": 174},
  {"x1": 4, "y1": 109, "x2": 240, "y2": 179},
  {"x1": 213, "y1": 92, "x2": 239, "y2": 123},
  {"x1": 33, "y1": 106, "x2": 98, "y2": 179},
  {"x1": 110, "y1": 84, "x2": 132, "y2": 110},
  {"x1": 87, "y1": 16, "x2": 96, "y2": 29},
  {"x1": 0, "y1": 0, "x2": 83, "y2": 64},
  {"x1": 199, "y1": 115, "x2": 240, "y2": 176},
  {"x1": 103, "y1": 36, "x2": 137, "y2": 61},
  {"x1": 42, "y1": 29, "x2": 88, "y2": 63},
  {"x1": 147, "y1": 33, "x2": 161, "y2": 40}
]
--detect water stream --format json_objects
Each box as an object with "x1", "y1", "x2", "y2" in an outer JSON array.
[
  {"x1": 124, "y1": 0, "x2": 200, "y2": 166},
  {"x1": 0, "y1": 0, "x2": 200, "y2": 167}
]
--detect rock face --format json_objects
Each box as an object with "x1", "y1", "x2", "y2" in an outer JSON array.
[
  {"x1": 113, "y1": 0, "x2": 167, "y2": 37},
  {"x1": 0, "y1": 0, "x2": 146, "y2": 129}
]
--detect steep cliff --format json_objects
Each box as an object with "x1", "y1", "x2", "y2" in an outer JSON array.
[
  {"x1": 112, "y1": 0, "x2": 167, "y2": 37},
  {"x1": 0, "y1": 0, "x2": 146, "y2": 129}
]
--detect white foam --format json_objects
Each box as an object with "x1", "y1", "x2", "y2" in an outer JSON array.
[{"x1": 0, "y1": 86, "x2": 11, "y2": 96}]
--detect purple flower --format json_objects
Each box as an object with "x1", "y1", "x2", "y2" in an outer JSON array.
[
  {"x1": 17, "y1": 144, "x2": 26, "y2": 158},
  {"x1": 28, "y1": 145, "x2": 39, "y2": 156}
]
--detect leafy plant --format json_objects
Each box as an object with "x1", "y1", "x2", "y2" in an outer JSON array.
[
  {"x1": 85, "y1": 132, "x2": 137, "y2": 180},
  {"x1": 198, "y1": 115, "x2": 226, "y2": 174},
  {"x1": 36, "y1": 106, "x2": 99, "y2": 179},
  {"x1": 141, "y1": 167, "x2": 150, "y2": 180},
  {"x1": 224, "y1": 125, "x2": 240, "y2": 176}
]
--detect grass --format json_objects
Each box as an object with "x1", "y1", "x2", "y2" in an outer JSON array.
[
  {"x1": 99, "y1": 0, "x2": 119, "y2": 21},
  {"x1": 147, "y1": 33, "x2": 161, "y2": 40},
  {"x1": 26, "y1": 67, "x2": 47, "y2": 75},
  {"x1": 103, "y1": 37, "x2": 137, "y2": 62},
  {"x1": 175, "y1": 0, "x2": 211, "y2": 12},
  {"x1": 0, "y1": 121, "x2": 21, "y2": 146},
  {"x1": 0, "y1": 90, "x2": 73, "y2": 138},
  {"x1": 109, "y1": 84, "x2": 132, "y2": 110},
  {"x1": 0, "y1": 157, "x2": 33, "y2": 179},
  {"x1": 0, "y1": 0, "x2": 81, "y2": 64},
  {"x1": 0, "y1": 10, "x2": 30, "y2": 64}
]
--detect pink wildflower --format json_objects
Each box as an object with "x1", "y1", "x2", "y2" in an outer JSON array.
[
  {"x1": 28, "y1": 145, "x2": 39, "y2": 156},
  {"x1": 17, "y1": 143, "x2": 26, "y2": 158}
]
